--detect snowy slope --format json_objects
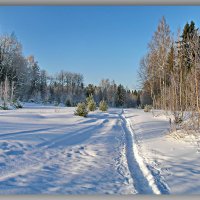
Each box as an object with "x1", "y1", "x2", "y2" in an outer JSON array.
[
  {"x1": 123, "y1": 108, "x2": 200, "y2": 194},
  {"x1": 0, "y1": 104, "x2": 135, "y2": 194}
]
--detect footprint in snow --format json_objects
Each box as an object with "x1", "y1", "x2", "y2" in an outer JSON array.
[
  {"x1": 75, "y1": 150, "x2": 81, "y2": 154},
  {"x1": 67, "y1": 153, "x2": 72, "y2": 157},
  {"x1": 0, "y1": 163, "x2": 6, "y2": 167},
  {"x1": 5, "y1": 150, "x2": 24, "y2": 156}
]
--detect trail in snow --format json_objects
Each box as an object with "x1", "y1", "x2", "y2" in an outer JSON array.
[
  {"x1": 122, "y1": 108, "x2": 200, "y2": 194},
  {"x1": 120, "y1": 110, "x2": 169, "y2": 194},
  {"x1": 120, "y1": 110, "x2": 160, "y2": 194}
]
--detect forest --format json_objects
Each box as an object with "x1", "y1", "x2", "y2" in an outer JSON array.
[
  {"x1": 139, "y1": 17, "x2": 200, "y2": 131},
  {"x1": 2, "y1": 15, "x2": 200, "y2": 120},
  {"x1": 0, "y1": 33, "x2": 142, "y2": 109}
]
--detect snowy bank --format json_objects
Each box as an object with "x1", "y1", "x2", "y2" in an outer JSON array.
[{"x1": 124, "y1": 108, "x2": 200, "y2": 194}]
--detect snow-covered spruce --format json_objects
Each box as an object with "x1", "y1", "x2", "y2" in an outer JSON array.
[
  {"x1": 99, "y1": 100, "x2": 108, "y2": 112},
  {"x1": 74, "y1": 102, "x2": 88, "y2": 117},
  {"x1": 86, "y1": 95, "x2": 97, "y2": 112}
]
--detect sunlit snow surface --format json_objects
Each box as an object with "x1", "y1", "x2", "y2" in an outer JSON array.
[
  {"x1": 123, "y1": 109, "x2": 200, "y2": 194},
  {"x1": 0, "y1": 104, "x2": 200, "y2": 194},
  {"x1": 0, "y1": 104, "x2": 134, "y2": 194}
]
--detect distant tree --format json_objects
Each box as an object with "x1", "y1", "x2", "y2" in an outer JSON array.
[
  {"x1": 27, "y1": 56, "x2": 40, "y2": 101},
  {"x1": 133, "y1": 90, "x2": 138, "y2": 96},
  {"x1": 65, "y1": 99, "x2": 72, "y2": 107},
  {"x1": 40, "y1": 70, "x2": 48, "y2": 102},
  {"x1": 140, "y1": 91, "x2": 152, "y2": 107},
  {"x1": 116, "y1": 84, "x2": 126, "y2": 107},
  {"x1": 85, "y1": 84, "x2": 95, "y2": 97},
  {"x1": 2, "y1": 76, "x2": 10, "y2": 109}
]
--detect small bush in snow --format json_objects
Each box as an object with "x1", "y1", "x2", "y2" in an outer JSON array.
[
  {"x1": 86, "y1": 95, "x2": 93, "y2": 103},
  {"x1": 74, "y1": 102, "x2": 88, "y2": 117},
  {"x1": 12, "y1": 100, "x2": 23, "y2": 109},
  {"x1": 137, "y1": 104, "x2": 143, "y2": 109},
  {"x1": 144, "y1": 105, "x2": 152, "y2": 112},
  {"x1": 141, "y1": 104, "x2": 145, "y2": 109},
  {"x1": 174, "y1": 116, "x2": 183, "y2": 124},
  {"x1": 29, "y1": 99, "x2": 35, "y2": 103},
  {"x1": 86, "y1": 95, "x2": 96, "y2": 111},
  {"x1": 87, "y1": 99, "x2": 96, "y2": 111},
  {"x1": 99, "y1": 100, "x2": 108, "y2": 112}
]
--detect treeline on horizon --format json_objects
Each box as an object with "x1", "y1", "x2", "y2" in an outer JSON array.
[
  {"x1": 139, "y1": 16, "x2": 200, "y2": 128},
  {"x1": 0, "y1": 33, "x2": 146, "y2": 109}
]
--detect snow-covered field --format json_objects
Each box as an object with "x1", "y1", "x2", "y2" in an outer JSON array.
[
  {"x1": 0, "y1": 103, "x2": 135, "y2": 194},
  {"x1": 0, "y1": 103, "x2": 200, "y2": 194},
  {"x1": 123, "y1": 109, "x2": 200, "y2": 194}
]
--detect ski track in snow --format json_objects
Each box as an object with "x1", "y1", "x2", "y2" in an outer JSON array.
[
  {"x1": 120, "y1": 112, "x2": 154, "y2": 194},
  {"x1": 120, "y1": 110, "x2": 169, "y2": 194},
  {"x1": 122, "y1": 108, "x2": 200, "y2": 194}
]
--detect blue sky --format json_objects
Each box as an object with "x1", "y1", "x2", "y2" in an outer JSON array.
[{"x1": 0, "y1": 6, "x2": 200, "y2": 90}]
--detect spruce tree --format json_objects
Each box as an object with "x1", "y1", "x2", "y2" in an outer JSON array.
[
  {"x1": 85, "y1": 84, "x2": 95, "y2": 97},
  {"x1": 99, "y1": 100, "x2": 108, "y2": 111},
  {"x1": 116, "y1": 84, "x2": 126, "y2": 107},
  {"x1": 180, "y1": 21, "x2": 198, "y2": 72},
  {"x1": 74, "y1": 102, "x2": 88, "y2": 117},
  {"x1": 86, "y1": 94, "x2": 96, "y2": 111}
]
